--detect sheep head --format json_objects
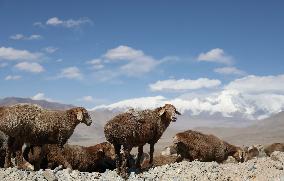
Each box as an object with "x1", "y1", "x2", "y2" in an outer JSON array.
[
  {"x1": 158, "y1": 104, "x2": 181, "y2": 122},
  {"x1": 243, "y1": 146, "x2": 259, "y2": 161},
  {"x1": 232, "y1": 147, "x2": 246, "y2": 162},
  {"x1": 70, "y1": 107, "x2": 92, "y2": 126},
  {"x1": 102, "y1": 142, "x2": 116, "y2": 160}
]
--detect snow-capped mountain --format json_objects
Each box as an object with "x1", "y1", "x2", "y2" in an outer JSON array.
[{"x1": 92, "y1": 89, "x2": 284, "y2": 121}]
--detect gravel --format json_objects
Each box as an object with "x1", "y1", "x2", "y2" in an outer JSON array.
[{"x1": 1, "y1": 152, "x2": 284, "y2": 180}]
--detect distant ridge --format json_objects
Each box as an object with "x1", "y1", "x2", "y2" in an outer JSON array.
[
  {"x1": 0, "y1": 97, "x2": 74, "y2": 110},
  {"x1": 196, "y1": 111, "x2": 284, "y2": 146}
]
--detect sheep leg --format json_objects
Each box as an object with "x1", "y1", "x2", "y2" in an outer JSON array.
[
  {"x1": 149, "y1": 143, "x2": 154, "y2": 166},
  {"x1": 175, "y1": 155, "x2": 184, "y2": 162},
  {"x1": 15, "y1": 140, "x2": 25, "y2": 167},
  {"x1": 32, "y1": 145, "x2": 44, "y2": 171},
  {"x1": 15, "y1": 149, "x2": 23, "y2": 167},
  {"x1": 135, "y1": 146, "x2": 143, "y2": 169},
  {"x1": 121, "y1": 146, "x2": 131, "y2": 178},
  {"x1": 21, "y1": 144, "x2": 35, "y2": 171},
  {"x1": 4, "y1": 147, "x2": 12, "y2": 168},
  {"x1": 114, "y1": 144, "x2": 122, "y2": 174},
  {"x1": 56, "y1": 147, "x2": 72, "y2": 169},
  {"x1": 4, "y1": 137, "x2": 15, "y2": 168}
]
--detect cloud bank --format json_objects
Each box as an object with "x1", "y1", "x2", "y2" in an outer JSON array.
[
  {"x1": 94, "y1": 74, "x2": 284, "y2": 120},
  {"x1": 46, "y1": 17, "x2": 92, "y2": 28},
  {"x1": 149, "y1": 78, "x2": 221, "y2": 92},
  {"x1": 0, "y1": 47, "x2": 41, "y2": 61}
]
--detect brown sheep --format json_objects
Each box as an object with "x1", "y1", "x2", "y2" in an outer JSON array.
[
  {"x1": 25, "y1": 142, "x2": 116, "y2": 172},
  {"x1": 264, "y1": 143, "x2": 284, "y2": 156},
  {"x1": 104, "y1": 104, "x2": 180, "y2": 178},
  {"x1": 0, "y1": 104, "x2": 92, "y2": 170},
  {"x1": 243, "y1": 145, "x2": 266, "y2": 161},
  {"x1": 0, "y1": 131, "x2": 34, "y2": 169},
  {"x1": 141, "y1": 154, "x2": 179, "y2": 168},
  {"x1": 173, "y1": 130, "x2": 245, "y2": 163},
  {"x1": 244, "y1": 146, "x2": 259, "y2": 161},
  {"x1": 161, "y1": 145, "x2": 178, "y2": 156},
  {"x1": 0, "y1": 131, "x2": 8, "y2": 167}
]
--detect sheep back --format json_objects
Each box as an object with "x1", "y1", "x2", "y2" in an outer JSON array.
[
  {"x1": 104, "y1": 109, "x2": 161, "y2": 147},
  {"x1": 174, "y1": 130, "x2": 240, "y2": 163},
  {"x1": 0, "y1": 104, "x2": 84, "y2": 146},
  {"x1": 28, "y1": 142, "x2": 114, "y2": 172},
  {"x1": 264, "y1": 143, "x2": 284, "y2": 156}
]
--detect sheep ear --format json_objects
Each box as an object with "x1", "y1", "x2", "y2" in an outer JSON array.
[
  {"x1": 159, "y1": 108, "x2": 166, "y2": 116},
  {"x1": 76, "y1": 110, "x2": 83, "y2": 121}
]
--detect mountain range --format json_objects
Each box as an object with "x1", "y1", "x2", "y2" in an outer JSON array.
[{"x1": 0, "y1": 97, "x2": 74, "y2": 110}]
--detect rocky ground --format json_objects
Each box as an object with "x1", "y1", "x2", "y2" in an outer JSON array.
[{"x1": 1, "y1": 152, "x2": 284, "y2": 181}]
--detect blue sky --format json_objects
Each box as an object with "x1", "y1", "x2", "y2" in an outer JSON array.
[{"x1": 1, "y1": 0, "x2": 284, "y2": 118}]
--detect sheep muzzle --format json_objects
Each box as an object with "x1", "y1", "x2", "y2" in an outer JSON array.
[
  {"x1": 175, "y1": 110, "x2": 181, "y2": 115},
  {"x1": 172, "y1": 115, "x2": 177, "y2": 122},
  {"x1": 85, "y1": 117, "x2": 92, "y2": 126}
]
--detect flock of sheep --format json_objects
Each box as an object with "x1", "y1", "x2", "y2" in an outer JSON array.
[{"x1": 0, "y1": 103, "x2": 284, "y2": 179}]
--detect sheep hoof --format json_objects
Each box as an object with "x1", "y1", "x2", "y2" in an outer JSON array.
[
  {"x1": 18, "y1": 162, "x2": 34, "y2": 171},
  {"x1": 148, "y1": 163, "x2": 154, "y2": 168},
  {"x1": 120, "y1": 170, "x2": 129, "y2": 179}
]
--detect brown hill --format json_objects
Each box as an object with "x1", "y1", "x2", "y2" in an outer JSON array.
[{"x1": 196, "y1": 111, "x2": 284, "y2": 146}]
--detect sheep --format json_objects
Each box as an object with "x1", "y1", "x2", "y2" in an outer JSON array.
[
  {"x1": 173, "y1": 130, "x2": 245, "y2": 163},
  {"x1": 0, "y1": 131, "x2": 34, "y2": 170},
  {"x1": 104, "y1": 104, "x2": 180, "y2": 178},
  {"x1": 161, "y1": 145, "x2": 178, "y2": 156},
  {"x1": 140, "y1": 154, "x2": 179, "y2": 168},
  {"x1": 24, "y1": 142, "x2": 116, "y2": 172},
  {"x1": 0, "y1": 131, "x2": 8, "y2": 167},
  {"x1": 0, "y1": 103, "x2": 92, "y2": 170},
  {"x1": 264, "y1": 143, "x2": 284, "y2": 156},
  {"x1": 243, "y1": 144, "x2": 267, "y2": 161}
]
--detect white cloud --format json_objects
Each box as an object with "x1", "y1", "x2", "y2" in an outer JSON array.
[
  {"x1": 94, "y1": 74, "x2": 284, "y2": 120},
  {"x1": 42, "y1": 46, "x2": 58, "y2": 54},
  {"x1": 104, "y1": 45, "x2": 145, "y2": 61},
  {"x1": 225, "y1": 74, "x2": 284, "y2": 94},
  {"x1": 214, "y1": 66, "x2": 246, "y2": 75},
  {"x1": 14, "y1": 62, "x2": 44, "y2": 73},
  {"x1": 10, "y1": 34, "x2": 42, "y2": 40},
  {"x1": 46, "y1": 17, "x2": 92, "y2": 28},
  {"x1": 119, "y1": 56, "x2": 159, "y2": 76},
  {"x1": 105, "y1": 45, "x2": 159, "y2": 75},
  {"x1": 197, "y1": 48, "x2": 233, "y2": 64},
  {"x1": 149, "y1": 78, "x2": 221, "y2": 92},
  {"x1": 0, "y1": 47, "x2": 41, "y2": 61},
  {"x1": 88, "y1": 45, "x2": 180, "y2": 81},
  {"x1": 29, "y1": 35, "x2": 42, "y2": 40},
  {"x1": 93, "y1": 90, "x2": 284, "y2": 120},
  {"x1": 46, "y1": 17, "x2": 63, "y2": 26},
  {"x1": 33, "y1": 22, "x2": 44, "y2": 28},
  {"x1": 10, "y1": 34, "x2": 24, "y2": 40},
  {"x1": 31, "y1": 93, "x2": 54, "y2": 102},
  {"x1": 57, "y1": 66, "x2": 83, "y2": 79},
  {"x1": 87, "y1": 59, "x2": 104, "y2": 70},
  {"x1": 92, "y1": 70, "x2": 122, "y2": 82},
  {"x1": 5, "y1": 75, "x2": 21, "y2": 80},
  {"x1": 77, "y1": 96, "x2": 95, "y2": 103}
]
